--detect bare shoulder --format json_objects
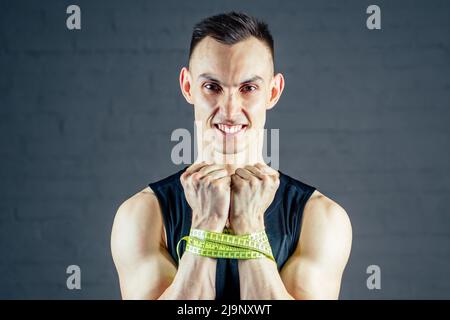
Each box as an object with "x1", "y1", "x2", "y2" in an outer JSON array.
[
  {"x1": 114, "y1": 187, "x2": 160, "y2": 225},
  {"x1": 303, "y1": 190, "x2": 351, "y2": 228},
  {"x1": 299, "y1": 190, "x2": 352, "y2": 266},
  {"x1": 111, "y1": 187, "x2": 165, "y2": 265}
]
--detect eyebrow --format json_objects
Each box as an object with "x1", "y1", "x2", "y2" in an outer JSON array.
[{"x1": 198, "y1": 73, "x2": 264, "y2": 86}]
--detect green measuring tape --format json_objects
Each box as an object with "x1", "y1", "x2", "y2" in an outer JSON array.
[{"x1": 176, "y1": 227, "x2": 276, "y2": 262}]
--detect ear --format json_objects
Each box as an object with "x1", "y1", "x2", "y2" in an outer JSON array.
[
  {"x1": 179, "y1": 67, "x2": 194, "y2": 105},
  {"x1": 267, "y1": 73, "x2": 285, "y2": 110}
]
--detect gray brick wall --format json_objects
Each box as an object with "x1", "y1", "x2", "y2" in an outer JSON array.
[{"x1": 0, "y1": 0, "x2": 449, "y2": 299}]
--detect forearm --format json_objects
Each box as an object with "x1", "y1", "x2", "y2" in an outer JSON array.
[
  {"x1": 232, "y1": 217, "x2": 293, "y2": 300},
  {"x1": 158, "y1": 251, "x2": 217, "y2": 300},
  {"x1": 238, "y1": 258, "x2": 294, "y2": 300}
]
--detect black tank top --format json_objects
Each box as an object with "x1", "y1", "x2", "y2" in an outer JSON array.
[{"x1": 149, "y1": 166, "x2": 316, "y2": 300}]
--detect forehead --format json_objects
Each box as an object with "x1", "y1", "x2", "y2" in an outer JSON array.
[{"x1": 190, "y1": 36, "x2": 273, "y2": 83}]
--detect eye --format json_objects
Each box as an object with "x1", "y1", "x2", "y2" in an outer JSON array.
[
  {"x1": 204, "y1": 83, "x2": 222, "y2": 93},
  {"x1": 240, "y1": 85, "x2": 257, "y2": 93}
]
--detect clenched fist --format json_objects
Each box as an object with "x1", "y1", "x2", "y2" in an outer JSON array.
[
  {"x1": 230, "y1": 163, "x2": 280, "y2": 235},
  {"x1": 180, "y1": 162, "x2": 231, "y2": 232}
]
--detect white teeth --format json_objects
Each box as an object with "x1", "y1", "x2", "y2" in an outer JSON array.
[{"x1": 216, "y1": 124, "x2": 244, "y2": 134}]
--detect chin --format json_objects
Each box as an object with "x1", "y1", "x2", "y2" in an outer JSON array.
[{"x1": 215, "y1": 142, "x2": 248, "y2": 155}]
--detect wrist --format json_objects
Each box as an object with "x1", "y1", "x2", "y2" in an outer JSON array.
[
  {"x1": 230, "y1": 216, "x2": 265, "y2": 235},
  {"x1": 191, "y1": 215, "x2": 226, "y2": 233}
]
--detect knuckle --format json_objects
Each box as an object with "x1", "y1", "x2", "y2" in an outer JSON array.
[
  {"x1": 190, "y1": 173, "x2": 201, "y2": 187},
  {"x1": 203, "y1": 176, "x2": 212, "y2": 185},
  {"x1": 231, "y1": 177, "x2": 240, "y2": 187},
  {"x1": 211, "y1": 180, "x2": 222, "y2": 189},
  {"x1": 272, "y1": 175, "x2": 280, "y2": 183},
  {"x1": 213, "y1": 181, "x2": 229, "y2": 192},
  {"x1": 271, "y1": 178, "x2": 280, "y2": 189}
]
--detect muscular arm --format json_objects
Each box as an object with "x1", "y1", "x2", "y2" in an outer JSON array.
[
  {"x1": 280, "y1": 191, "x2": 353, "y2": 299},
  {"x1": 110, "y1": 188, "x2": 218, "y2": 299},
  {"x1": 238, "y1": 191, "x2": 352, "y2": 300}
]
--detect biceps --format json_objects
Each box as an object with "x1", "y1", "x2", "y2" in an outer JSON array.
[
  {"x1": 119, "y1": 254, "x2": 177, "y2": 300},
  {"x1": 281, "y1": 257, "x2": 342, "y2": 300}
]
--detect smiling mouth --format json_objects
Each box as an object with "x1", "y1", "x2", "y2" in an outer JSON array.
[{"x1": 214, "y1": 123, "x2": 248, "y2": 136}]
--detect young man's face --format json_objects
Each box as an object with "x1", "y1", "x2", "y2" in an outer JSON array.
[{"x1": 180, "y1": 36, "x2": 284, "y2": 156}]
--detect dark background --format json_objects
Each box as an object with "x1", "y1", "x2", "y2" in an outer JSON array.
[{"x1": 0, "y1": 0, "x2": 449, "y2": 299}]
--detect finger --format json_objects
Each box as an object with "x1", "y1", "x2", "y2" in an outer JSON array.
[
  {"x1": 235, "y1": 168, "x2": 254, "y2": 180},
  {"x1": 216, "y1": 175, "x2": 232, "y2": 185},
  {"x1": 198, "y1": 164, "x2": 226, "y2": 177},
  {"x1": 185, "y1": 161, "x2": 208, "y2": 175},
  {"x1": 204, "y1": 168, "x2": 229, "y2": 180},
  {"x1": 230, "y1": 174, "x2": 244, "y2": 188},
  {"x1": 255, "y1": 163, "x2": 279, "y2": 176},
  {"x1": 244, "y1": 165, "x2": 265, "y2": 180},
  {"x1": 230, "y1": 173, "x2": 243, "y2": 182}
]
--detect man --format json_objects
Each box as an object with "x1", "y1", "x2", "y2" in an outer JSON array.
[{"x1": 111, "y1": 12, "x2": 352, "y2": 300}]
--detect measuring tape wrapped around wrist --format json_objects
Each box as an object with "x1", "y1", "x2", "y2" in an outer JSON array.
[{"x1": 176, "y1": 227, "x2": 275, "y2": 262}]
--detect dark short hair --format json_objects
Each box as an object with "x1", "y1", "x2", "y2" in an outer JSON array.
[{"x1": 189, "y1": 12, "x2": 274, "y2": 63}]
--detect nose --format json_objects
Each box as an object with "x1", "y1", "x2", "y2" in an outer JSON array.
[{"x1": 220, "y1": 92, "x2": 242, "y2": 120}]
